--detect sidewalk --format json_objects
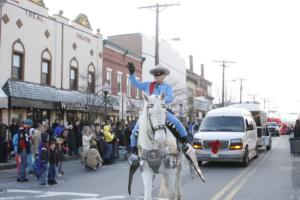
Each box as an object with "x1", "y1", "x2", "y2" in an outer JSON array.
[{"x1": 0, "y1": 155, "x2": 79, "y2": 170}]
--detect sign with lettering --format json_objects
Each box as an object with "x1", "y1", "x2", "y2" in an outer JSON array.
[
  {"x1": 61, "y1": 101, "x2": 88, "y2": 110},
  {"x1": 25, "y1": 10, "x2": 44, "y2": 22},
  {"x1": 76, "y1": 33, "x2": 91, "y2": 43}
]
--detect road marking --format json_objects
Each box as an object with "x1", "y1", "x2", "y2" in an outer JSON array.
[
  {"x1": 210, "y1": 138, "x2": 281, "y2": 200},
  {"x1": 223, "y1": 138, "x2": 282, "y2": 200},
  {"x1": 6, "y1": 189, "x2": 99, "y2": 197}
]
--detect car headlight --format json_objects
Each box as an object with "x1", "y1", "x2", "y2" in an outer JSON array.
[
  {"x1": 193, "y1": 138, "x2": 203, "y2": 149},
  {"x1": 229, "y1": 138, "x2": 243, "y2": 150}
]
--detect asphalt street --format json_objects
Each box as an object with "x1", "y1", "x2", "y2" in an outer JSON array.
[{"x1": 0, "y1": 135, "x2": 299, "y2": 200}]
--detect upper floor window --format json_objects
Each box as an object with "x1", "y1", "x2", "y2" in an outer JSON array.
[
  {"x1": 41, "y1": 49, "x2": 51, "y2": 85},
  {"x1": 70, "y1": 58, "x2": 78, "y2": 90},
  {"x1": 117, "y1": 72, "x2": 122, "y2": 94},
  {"x1": 12, "y1": 40, "x2": 25, "y2": 80},
  {"x1": 136, "y1": 77, "x2": 140, "y2": 98},
  {"x1": 127, "y1": 75, "x2": 131, "y2": 97},
  {"x1": 88, "y1": 64, "x2": 95, "y2": 93},
  {"x1": 106, "y1": 69, "x2": 112, "y2": 92}
]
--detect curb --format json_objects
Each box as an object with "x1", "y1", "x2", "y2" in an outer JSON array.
[{"x1": 0, "y1": 156, "x2": 79, "y2": 171}]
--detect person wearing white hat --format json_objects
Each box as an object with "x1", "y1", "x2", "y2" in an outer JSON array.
[{"x1": 127, "y1": 62, "x2": 203, "y2": 179}]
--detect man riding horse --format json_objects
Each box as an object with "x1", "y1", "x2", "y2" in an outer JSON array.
[{"x1": 127, "y1": 62, "x2": 203, "y2": 179}]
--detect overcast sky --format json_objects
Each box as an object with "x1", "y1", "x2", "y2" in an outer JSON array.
[{"x1": 45, "y1": 0, "x2": 300, "y2": 119}]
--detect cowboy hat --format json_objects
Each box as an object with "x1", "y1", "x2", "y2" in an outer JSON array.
[{"x1": 149, "y1": 64, "x2": 170, "y2": 76}]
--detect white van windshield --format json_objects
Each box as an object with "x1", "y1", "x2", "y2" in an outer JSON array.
[{"x1": 200, "y1": 116, "x2": 245, "y2": 132}]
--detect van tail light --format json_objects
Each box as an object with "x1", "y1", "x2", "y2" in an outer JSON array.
[
  {"x1": 193, "y1": 143, "x2": 203, "y2": 150},
  {"x1": 229, "y1": 143, "x2": 243, "y2": 150}
]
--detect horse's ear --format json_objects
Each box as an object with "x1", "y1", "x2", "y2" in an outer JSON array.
[
  {"x1": 161, "y1": 93, "x2": 166, "y2": 101},
  {"x1": 144, "y1": 94, "x2": 149, "y2": 102}
]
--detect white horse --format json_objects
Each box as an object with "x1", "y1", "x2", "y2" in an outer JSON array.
[{"x1": 136, "y1": 94, "x2": 184, "y2": 200}]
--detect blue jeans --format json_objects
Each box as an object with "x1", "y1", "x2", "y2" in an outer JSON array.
[
  {"x1": 57, "y1": 161, "x2": 63, "y2": 174},
  {"x1": 27, "y1": 153, "x2": 33, "y2": 173},
  {"x1": 130, "y1": 111, "x2": 187, "y2": 147},
  {"x1": 104, "y1": 143, "x2": 112, "y2": 163},
  {"x1": 48, "y1": 164, "x2": 56, "y2": 182},
  {"x1": 18, "y1": 150, "x2": 28, "y2": 180},
  {"x1": 38, "y1": 163, "x2": 49, "y2": 185}
]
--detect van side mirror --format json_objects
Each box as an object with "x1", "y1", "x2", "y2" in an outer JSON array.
[{"x1": 246, "y1": 124, "x2": 254, "y2": 131}]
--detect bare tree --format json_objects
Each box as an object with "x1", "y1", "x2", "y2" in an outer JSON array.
[{"x1": 79, "y1": 71, "x2": 105, "y2": 125}]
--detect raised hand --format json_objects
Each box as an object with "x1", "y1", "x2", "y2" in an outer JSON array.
[{"x1": 127, "y1": 62, "x2": 135, "y2": 75}]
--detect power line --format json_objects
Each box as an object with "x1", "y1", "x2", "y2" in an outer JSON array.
[
  {"x1": 138, "y1": 3, "x2": 180, "y2": 65},
  {"x1": 213, "y1": 60, "x2": 236, "y2": 107}
]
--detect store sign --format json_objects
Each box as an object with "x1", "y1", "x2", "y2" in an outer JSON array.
[
  {"x1": 76, "y1": 33, "x2": 91, "y2": 43},
  {"x1": 25, "y1": 10, "x2": 44, "y2": 22},
  {"x1": 61, "y1": 101, "x2": 88, "y2": 110}
]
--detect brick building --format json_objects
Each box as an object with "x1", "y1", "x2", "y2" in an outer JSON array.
[{"x1": 103, "y1": 40, "x2": 144, "y2": 122}]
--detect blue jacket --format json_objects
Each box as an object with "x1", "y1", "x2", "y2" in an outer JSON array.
[{"x1": 129, "y1": 74, "x2": 174, "y2": 104}]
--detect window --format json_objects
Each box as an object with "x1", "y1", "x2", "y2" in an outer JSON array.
[
  {"x1": 12, "y1": 53, "x2": 23, "y2": 79},
  {"x1": 70, "y1": 68, "x2": 78, "y2": 90},
  {"x1": 70, "y1": 58, "x2": 78, "y2": 90},
  {"x1": 88, "y1": 72, "x2": 95, "y2": 93},
  {"x1": 88, "y1": 64, "x2": 95, "y2": 93},
  {"x1": 200, "y1": 116, "x2": 245, "y2": 132},
  {"x1": 41, "y1": 49, "x2": 52, "y2": 85},
  {"x1": 136, "y1": 77, "x2": 140, "y2": 98},
  {"x1": 117, "y1": 72, "x2": 122, "y2": 94},
  {"x1": 127, "y1": 75, "x2": 131, "y2": 97},
  {"x1": 41, "y1": 61, "x2": 50, "y2": 84},
  {"x1": 12, "y1": 40, "x2": 25, "y2": 80},
  {"x1": 106, "y1": 69, "x2": 112, "y2": 91}
]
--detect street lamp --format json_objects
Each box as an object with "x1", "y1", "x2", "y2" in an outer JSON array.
[{"x1": 103, "y1": 81, "x2": 110, "y2": 123}]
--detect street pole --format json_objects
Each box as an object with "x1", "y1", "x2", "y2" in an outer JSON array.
[
  {"x1": 213, "y1": 60, "x2": 236, "y2": 107},
  {"x1": 104, "y1": 91, "x2": 108, "y2": 123},
  {"x1": 138, "y1": 3, "x2": 180, "y2": 65},
  {"x1": 232, "y1": 78, "x2": 246, "y2": 103}
]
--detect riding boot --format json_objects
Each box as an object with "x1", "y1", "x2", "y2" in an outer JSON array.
[{"x1": 181, "y1": 136, "x2": 205, "y2": 182}]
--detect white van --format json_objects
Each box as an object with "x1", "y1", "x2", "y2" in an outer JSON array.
[
  {"x1": 230, "y1": 103, "x2": 272, "y2": 150},
  {"x1": 193, "y1": 107, "x2": 258, "y2": 167}
]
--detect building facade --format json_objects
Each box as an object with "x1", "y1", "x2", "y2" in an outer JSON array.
[
  {"x1": 186, "y1": 60, "x2": 214, "y2": 122},
  {"x1": 0, "y1": 0, "x2": 103, "y2": 125},
  {"x1": 103, "y1": 39, "x2": 144, "y2": 123}
]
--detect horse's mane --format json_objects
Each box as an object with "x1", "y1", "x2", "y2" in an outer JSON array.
[{"x1": 137, "y1": 99, "x2": 151, "y2": 149}]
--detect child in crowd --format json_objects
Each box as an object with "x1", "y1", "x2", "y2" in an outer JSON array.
[
  {"x1": 35, "y1": 133, "x2": 49, "y2": 186},
  {"x1": 48, "y1": 138, "x2": 57, "y2": 185},
  {"x1": 56, "y1": 137, "x2": 65, "y2": 176}
]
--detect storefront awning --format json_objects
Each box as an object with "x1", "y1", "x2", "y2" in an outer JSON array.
[
  {"x1": 2, "y1": 79, "x2": 119, "y2": 110},
  {"x1": 0, "y1": 88, "x2": 8, "y2": 108}
]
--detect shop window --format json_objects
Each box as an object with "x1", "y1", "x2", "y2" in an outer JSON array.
[
  {"x1": 41, "y1": 49, "x2": 52, "y2": 85},
  {"x1": 12, "y1": 40, "x2": 25, "y2": 80}
]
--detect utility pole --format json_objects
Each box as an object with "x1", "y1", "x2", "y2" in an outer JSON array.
[
  {"x1": 232, "y1": 78, "x2": 247, "y2": 103},
  {"x1": 138, "y1": 3, "x2": 180, "y2": 65},
  {"x1": 213, "y1": 60, "x2": 235, "y2": 107}
]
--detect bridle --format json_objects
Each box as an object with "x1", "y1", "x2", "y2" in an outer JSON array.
[{"x1": 146, "y1": 103, "x2": 167, "y2": 140}]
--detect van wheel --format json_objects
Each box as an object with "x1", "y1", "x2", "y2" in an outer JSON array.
[
  {"x1": 266, "y1": 140, "x2": 272, "y2": 151},
  {"x1": 241, "y1": 148, "x2": 249, "y2": 167},
  {"x1": 254, "y1": 146, "x2": 259, "y2": 159}
]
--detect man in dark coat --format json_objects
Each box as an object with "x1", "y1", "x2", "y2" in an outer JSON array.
[{"x1": 0, "y1": 119, "x2": 8, "y2": 163}]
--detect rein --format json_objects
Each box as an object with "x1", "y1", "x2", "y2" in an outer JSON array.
[{"x1": 146, "y1": 104, "x2": 167, "y2": 141}]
